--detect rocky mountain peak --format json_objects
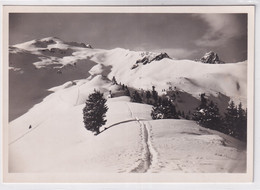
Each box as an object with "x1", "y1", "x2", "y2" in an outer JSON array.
[
  {"x1": 132, "y1": 52, "x2": 171, "y2": 69},
  {"x1": 199, "y1": 51, "x2": 225, "y2": 64}
]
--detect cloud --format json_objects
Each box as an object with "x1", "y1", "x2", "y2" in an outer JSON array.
[{"x1": 194, "y1": 14, "x2": 246, "y2": 47}]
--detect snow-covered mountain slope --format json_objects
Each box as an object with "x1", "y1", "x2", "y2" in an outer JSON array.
[
  {"x1": 9, "y1": 37, "x2": 98, "y2": 120},
  {"x1": 9, "y1": 37, "x2": 247, "y2": 120},
  {"x1": 9, "y1": 37, "x2": 247, "y2": 125},
  {"x1": 9, "y1": 37, "x2": 247, "y2": 173},
  {"x1": 9, "y1": 93, "x2": 246, "y2": 173},
  {"x1": 10, "y1": 37, "x2": 247, "y2": 102},
  {"x1": 89, "y1": 47, "x2": 246, "y2": 103}
]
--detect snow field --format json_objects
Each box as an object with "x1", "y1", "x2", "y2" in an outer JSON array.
[
  {"x1": 9, "y1": 73, "x2": 153, "y2": 173},
  {"x1": 9, "y1": 97, "x2": 147, "y2": 172},
  {"x1": 148, "y1": 119, "x2": 246, "y2": 173},
  {"x1": 9, "y1": 83, "x2": 246, "y2": 173}
]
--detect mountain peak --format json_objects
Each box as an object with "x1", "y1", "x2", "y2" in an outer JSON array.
[
  {"x1": 12, "y1": 37, "x2": 93, "y2": 50},
  {"x1": 199, "y1": 51, "x2": 225, "y2": 64},
  {"x1": 40, "y1": 36, "x2": 61, "y2": 41},
  {"x1": 131, "y1": 52, "x2": 171, "y2": 69}
]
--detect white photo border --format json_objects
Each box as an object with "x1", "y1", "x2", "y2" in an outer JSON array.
[{"x1": 0, "y1": 1, "x2": 259, "y2": 190}]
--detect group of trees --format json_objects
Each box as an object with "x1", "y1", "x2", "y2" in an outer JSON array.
[
  {"x1": 192, "y1": 94, "x2": 222, "y2": 131},
  {"x1": 131, "y1": 85, "x2": 159, "y2": 105},
  {"x1": 223, "y1": 101, "x2": 247, "y2": 141},
  {"x1": 82, "y1": 79, "x2": 247, "y2": 142},
  {"x1": 192, "y1": 93, "x2": 247, "y2": 141},
  {"x1": 82, "y1": 84, "x2": 173, "y2": 134},
  {"x1": 117, "y1": 82, "x2": 130, "y2": 97},
  {"x1": 131, "y1": 90, "x2": 142, "y2": 103},
  {"x1": 151, "y1": 97, "x2": 179, "y2": 119}
]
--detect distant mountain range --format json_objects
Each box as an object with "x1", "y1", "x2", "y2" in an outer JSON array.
[{"x1": 9, "y1": 37, "x2": 247, "y2": 120}]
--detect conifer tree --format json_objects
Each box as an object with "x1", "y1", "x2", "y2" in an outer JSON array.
[
  {"x1": 202, "y1": 101, "x2": 221, "y2": 130},
  {"x1": 193, "y1": 93, "x2": 208, "y2": 122},
  {"x1": 131, "y1": 90, "x2": 142, "y2": 103},
  {"x1": 237, "y1": 102, "x2": 247, "y2": 141},
  {"x1": 151, "y1": 105, "x2": 164, "y2": 119},
  {"x1": 83, "y1": 90, "x2": 108, "y2": 135},
  {"x1": 223, "y1": 101, "x2": 247, "y2": 141},
  {"x1": 223, "y1": 100, "x2": 237, "y2": 136},
  {"x1": 158, "y1": 97, "x2": 162, "y2": 106},
  {"x1": 151, "y1": 98, "x2": 178, "y2": 119},
  {"x1": 125, "y1": 88, "x2": 130, "y2": 96},
  {"x1": 152, "y1": 86, "x2": 158, "y2": 104},
  {"x1": 181, "y1": 111, "x2": 185, "y2": 118},
  {"x1": 193, "y1": 94, "x2": 222, "y2": 130},
  {"x1": 111, "y1": 76, "x2": 118, "y2": 85},
  {"x1": 146, "y1": 90, "x2": 151, "y2": 102},
  {"x1": 200, "y1": 93, "x2": 207, "y2": 109}
]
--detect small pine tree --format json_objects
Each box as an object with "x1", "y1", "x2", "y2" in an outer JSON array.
[
  {"x1": 112, "y1": 76, "x2": 118, "y2": 85},
  {"x1": 146, "y1": 91, "x2": 151, "y2": 100},
  {"x1": 181, "y1": 111, "x2": 185, "y2": 118},
  {"x1": 200, "y1": 93, "x2": 207, "y2": 109},
  {"x1": 151, "y1": 98, "x2": 178, "y2": 119},
  {"x1": 125, "y1": 88, "x2": 130, "y2": 96},
  {"x1": 223, "y1": 100, "x2": 238, "y2": 136},
  {"x1": 177, "y1": 110, "x2": 181, "y2": 117},
  {"x1": 145, "y1": 90, "x2": 151, "y2": 104},
  {"x1": 237, "y1": 102, "x2": 247, "y2": 141},
  {"x1": 193, "y1": 96, "x2": 222, "y2": 130},
  {"x1": 193, "y1": 93, "x2": 208, "y2": 122},
  {"x1": 151, "y1": 105, "x2": 164, "y2": 119},
  {"x1": 152, "y1": 86, "x2": 158, "y2": 104},
  {"x1": 131, "y1": 90, "x2": 142, "y2": 103},
  {"x1": 83, "y1": 90, "x2": 108, "y2": 135},
  {"x1": 158, "y1": 97, "x2": 162, "y2": 105},
  {"x1": 203, "y1": 101, "x2": 222, "y2": 130}
]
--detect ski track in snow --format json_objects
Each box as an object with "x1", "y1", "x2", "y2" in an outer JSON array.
[
  {"x1": 125, "y1": 103, "x2": 159, "y2": 173},
  {"x1": 145, "y1": 121, "x2": 160, "y2": 172},
  {"x1": 75, "y1": 84, "x2": 80, "y2": 105},
  {"x1": 130, "y1": 120, "x2": 151, "y2": 173},
  {"x1": 9, "y1": 121, "x2": 46, "y2": 145},
  {"x1": 129, "y1": 120, "x2": 159, "y2": 173},
  {"x1": 126, "y1": 103, "x2": 134, "y2": 119},
  {"x1": 74, "y1": 82, "x2": 86, "y2": 106}
]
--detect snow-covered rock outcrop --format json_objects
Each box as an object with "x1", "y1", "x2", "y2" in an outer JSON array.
[
  {"x1": 199, "y1": 51, "x2": 225, "y2": 64},
  {"x1": 132, "y1": 52, "x2": 171, "y2": 69}
]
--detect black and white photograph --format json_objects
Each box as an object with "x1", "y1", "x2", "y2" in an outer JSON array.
[{"x1": 3, "y1": 6, "x2": 254, "y2": 183}]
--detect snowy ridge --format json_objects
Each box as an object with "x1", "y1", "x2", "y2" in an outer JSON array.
[
  {"x1": 10, "y1": 37, "x2": 247, "y2": 106},
  {"x1": 9, "y1": 95, "x2": 246, "y2": 173},
  {"x1": 90, "y1": 48, "x2": 247, "y2": 105},
  {"x1": 11, "y1": 37, "x2": 96, "y2": 68}
]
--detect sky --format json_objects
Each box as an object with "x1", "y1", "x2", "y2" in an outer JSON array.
[{"x1": 9, "y1": 13, "x2": 247, "y2": 62}]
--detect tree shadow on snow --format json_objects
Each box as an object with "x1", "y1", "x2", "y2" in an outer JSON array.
[{"x1": 96, "y1": 119, "x2": 146, "y2": 135}]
